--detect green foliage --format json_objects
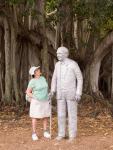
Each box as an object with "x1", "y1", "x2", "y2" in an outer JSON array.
[
  {"x1": 74, "y1": 0, "x2": 113, "y2": 35},
  {"x1": 27, "y1": 0, "x2": 35, "y2": 5},
  {"x1": 46, "y1": 0, "x2": 58, "y2": 13},
  {"x1": 7, "y1": 0, "x2": 113, "y2": 36}
]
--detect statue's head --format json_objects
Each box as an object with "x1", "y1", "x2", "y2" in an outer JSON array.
[{"x1": 57, "y1": 46, "x2": 69, "y2": 61}]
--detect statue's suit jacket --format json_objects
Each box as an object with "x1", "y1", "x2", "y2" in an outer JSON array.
[{"x1": 51, "y1": 58, "x2": 83, "y2": 100}]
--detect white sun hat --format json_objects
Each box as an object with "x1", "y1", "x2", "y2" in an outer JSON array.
[{"x1": 29, "y1": 66, "x2": 40, "y2": 75}]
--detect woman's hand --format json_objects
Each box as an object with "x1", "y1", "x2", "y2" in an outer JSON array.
[{"x1": 25, "y1": 88, "x2": 33, "y2": 98}]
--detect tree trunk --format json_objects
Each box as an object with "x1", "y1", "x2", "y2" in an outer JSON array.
[
  {"x1": 55, "y1": 23, "x2": 60, "y2": 49},
  {"x1": 58, "y1": 0, "x2": 75, "y2": 49},
  {"x1": 10, "y1": 24, "x2": 20, "y2": 103},
  {"x1": 83, "y1": 63, "x2": 91, "y2": 93},
  {"x1": 74, "y1": 17, "x2": 78, "y2": 49},
  {"x1": 89, "y1": 32, "x2": 113, "y2": 98},
  {"x1": 20, "y1": 42, "x2": 29, "y2": 106},
  {"x1": 35, "y1": 0, "x2": 49, "y2": 80},
  {"x1": 4, "y1": 17, "x2": 12, "y2": 104},
  {"x1": 111, "y1": 46, "x2": 113, "y2": 99},
  {"x1": 90, "y1": 61, "x2": 103, "y2": 97},
  {"x1": 10, "y1": 5, "x2": 20, "y2": 103},
  {"x1": 0, "y1": 27, "x2": 4, "y2": 101},
  {"x1": 77, "y1": 18, "x2": 83, "y2": 52}
]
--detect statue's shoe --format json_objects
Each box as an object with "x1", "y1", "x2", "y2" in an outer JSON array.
[
  {"x1": 68, "y1": 137, "x2": 76, "y2": 143},
  {"x1": 56, "y1": 136, "x2": 65, "y2": 141}
]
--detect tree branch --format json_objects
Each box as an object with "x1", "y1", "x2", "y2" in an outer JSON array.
[{"x1": 46, "y1": 9, "x2": 57, "y2": 17}]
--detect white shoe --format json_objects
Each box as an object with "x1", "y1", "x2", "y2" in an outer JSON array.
[
  {"x1": 32, "y1": 133, "x2": 38, "y2": 141},
  {"x1": 44, "y1": 131, "x2": 51, "y2": 138}
]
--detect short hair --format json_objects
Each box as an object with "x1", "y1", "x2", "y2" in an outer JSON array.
[
  {"x1": 32, "y1": 75, "x2": 35, "y2": 78},
  {"x1": 57, "y1": 46, "x2": 69, "y2": 57}
]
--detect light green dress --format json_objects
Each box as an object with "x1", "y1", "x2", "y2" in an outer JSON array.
[{"x1": 27, "y1": 76, "x2": 50, "y2": 118}]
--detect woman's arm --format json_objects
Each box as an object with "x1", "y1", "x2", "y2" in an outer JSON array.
[{"x1": 26, "y1": 88, "x2": 33, "y2": 98}]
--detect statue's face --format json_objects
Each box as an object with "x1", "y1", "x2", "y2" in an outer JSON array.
[
  {"x1": 57, "y1": 47, "x2": 69, "y2": 61},
  {"x1": 57, "y1": 51, "x2": 66, "y2": 61}
]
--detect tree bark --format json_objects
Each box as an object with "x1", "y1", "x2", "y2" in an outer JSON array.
[
  {"x1": 58, "y1": 0, "x2": 75, "y2": 49},
  {"x1": 55, "y1": 23, "x2": 60, "y2": 49},
  {"x1": 111, "y1": 46, "x2": 113, "y2": 99},
  {"x1": 0, "y1": 27, "x2": 4, "y2": 101},
  {"x1": 10, "y1": 5, "x2": 20, "y2": 103},
  {"x1": 89, "y1": 32, "x2": 113, "y2": 98},
  {"x1": 35, "y1": 0, "x2": 49, "y2": 80},
  {"x1": 4, "y1": 17, "x2": 12, "y2": 104}
]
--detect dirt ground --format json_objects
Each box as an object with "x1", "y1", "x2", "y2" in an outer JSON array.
[
  {"x1": 1, "y1": 113, "x2": 113, "y2": 150},
  {"x1": 1, "y1": 102, "x2": 113, "y2": 150}
]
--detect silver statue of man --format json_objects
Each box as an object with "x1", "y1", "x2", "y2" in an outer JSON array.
[{"x1": 51, "y1": 46, "x2": 83, "y2": 141}]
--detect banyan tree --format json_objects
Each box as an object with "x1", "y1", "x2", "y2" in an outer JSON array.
[{"x1": 0, "y1": 0, "x2": 112, "y2": 107}]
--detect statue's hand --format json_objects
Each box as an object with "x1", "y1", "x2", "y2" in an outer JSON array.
[{"x1": 75, "y1": 94, "x2": 81, "y2": 103}]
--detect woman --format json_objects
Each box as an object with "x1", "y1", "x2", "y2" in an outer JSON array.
[{"x1": 26, "y1": 66, "x2": 50, "y2": 141}]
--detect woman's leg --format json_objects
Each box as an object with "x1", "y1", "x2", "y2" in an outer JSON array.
[
  {"x1": 32, "y1": 118, "x2": 37, "y2": 133},
  {"x1": 43, "y1": 117, "x2": 48, "y2": 131},
  {"x1": 31, "y1": 118, "x2": 38, "y2": 140},
  {"x1": 43, "y1": 117, "x2": 50, "y2": 138}
]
